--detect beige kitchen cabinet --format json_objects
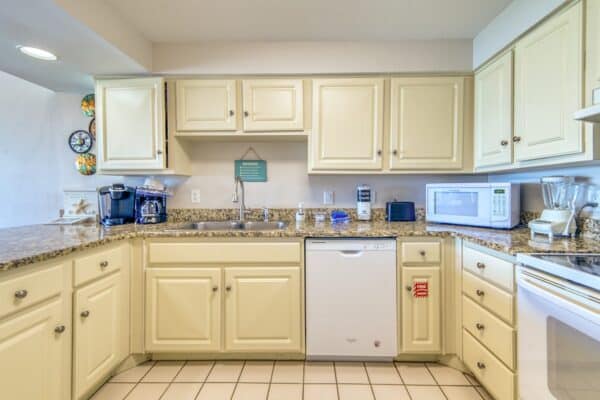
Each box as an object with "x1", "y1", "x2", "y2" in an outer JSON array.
[
  {"x1": 224, "y1": 267, "x2": 302, "y2": 352},
  {"x1": 96, "y1": 78, "x2": 166, "y2": 171},
  {"x1": 514, "y1": 2, "x2": 583, "y2": 162},
  {"x1": 474, "y1": 51, "x2": 514, "y2": 169},
  {"x1": 73, "y1": 270, "x2": 129, "y2": 399},
  {"x1": 586, "y1": 0, "x2": 600, "y2": 106},
  {"x1": 401, "y1": 267, "x2": 441, "y2": 353},
  {"x1": 242, "y1": 79, "x2": 304, "y2": 131},
  {"x1": 145, "y1": 268, "x2": 221, "y2": 352},
  {"x1": 310, "y1": 78, "x2": 384, "y2": 171},
  {"x1": 0, "y1": 298, "x2": 68, "y2": 400},
  {"x1": 389, "y1": 77, "x2": 464, "y2": 170},
  {"x1": 176, "y1": 80, "x2": 237, "y2": 131}
]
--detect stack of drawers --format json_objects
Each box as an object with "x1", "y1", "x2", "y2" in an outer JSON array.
[{"x1": 461, "y1": 244, "x2": 516, "y2": 400}]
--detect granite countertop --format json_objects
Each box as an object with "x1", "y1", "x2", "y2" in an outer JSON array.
[{"x1": 2, "y1": 220, "x2": 600, "y2": 271}]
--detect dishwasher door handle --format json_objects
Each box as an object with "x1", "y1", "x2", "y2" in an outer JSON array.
[{"x1": 338, "y1": 250, "x2": 364, "y2": 257}]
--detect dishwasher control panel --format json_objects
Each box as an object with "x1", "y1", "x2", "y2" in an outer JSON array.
[{"x1": 306, "y1": 239, "x2": 396, "y2": 251}]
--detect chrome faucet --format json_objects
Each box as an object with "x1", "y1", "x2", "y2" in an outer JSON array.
[{"x1": 232, "y1": 176, "x2": 247, "y2": 221}]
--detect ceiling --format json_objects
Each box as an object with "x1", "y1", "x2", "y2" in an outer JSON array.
[{"x1": 103, "y1": 0, "x2": 512, "y2": 42}]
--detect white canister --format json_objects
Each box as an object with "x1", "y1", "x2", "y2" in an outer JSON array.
[{"x1": 356, "y1": 184, "x2": 372, "y2": 221}]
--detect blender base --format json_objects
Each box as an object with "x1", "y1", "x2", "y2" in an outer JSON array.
[{"x1": 528, "y1": 209, "x2": 577, "y2": 241}]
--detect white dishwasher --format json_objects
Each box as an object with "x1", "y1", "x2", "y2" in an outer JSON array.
[{"x1": 306, "y1": 239, "x2": 397, "y2": 360}]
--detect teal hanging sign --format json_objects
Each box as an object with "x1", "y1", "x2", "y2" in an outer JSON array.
[{"x1": 235, "y1": 159, "x2": 267, "y2": 182}]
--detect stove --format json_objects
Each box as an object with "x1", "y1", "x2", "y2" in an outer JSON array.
[{"x1": 517, "y1": 253, "x2": 600, "y2": 291}]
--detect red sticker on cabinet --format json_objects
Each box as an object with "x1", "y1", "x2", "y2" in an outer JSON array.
[{"x1": 413, "y1": 282, "x2": 429, "y2": 297}]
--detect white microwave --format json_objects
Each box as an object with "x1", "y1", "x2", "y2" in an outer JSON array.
[{"x1": 426, "y1": 183, "x2": 520, "y2": 229}]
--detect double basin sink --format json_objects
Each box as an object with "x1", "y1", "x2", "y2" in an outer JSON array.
[{"x1": 177, "y1": 220, "x2": 288, "y2": 231}]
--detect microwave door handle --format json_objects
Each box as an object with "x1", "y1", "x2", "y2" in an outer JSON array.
[{"x1": 518, "y1": 271, "x2": 600, "y2": 325}]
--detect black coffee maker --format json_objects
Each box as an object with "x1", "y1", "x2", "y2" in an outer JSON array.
[
  {"x1": 134, "y1": 187, "x2": 168, "y2": 224},
  {"x1": 97, "y1": 184, "x2": 136, "y2": 226}
]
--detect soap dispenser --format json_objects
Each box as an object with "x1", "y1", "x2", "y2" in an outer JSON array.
[{"x1": 296, "y1": 202, "x2": 306, "y2": 222}]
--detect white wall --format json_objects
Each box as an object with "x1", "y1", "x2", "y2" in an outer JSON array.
[
  {"x1": 167, "y1": 141, "x2": 485, "y2": 209},
  {"x1": 153, "y1": 40, "x2": 473, "y2": 75},
  {"x1": 473, "y1": 0, "x2": 567, "y2": 68}
]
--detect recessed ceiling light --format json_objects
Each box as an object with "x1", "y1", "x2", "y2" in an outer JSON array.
[{"x1": 17, "y1": 46, "x2": 57, "y2": 61}]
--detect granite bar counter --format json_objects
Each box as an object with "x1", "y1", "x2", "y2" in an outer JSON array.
[{"x1": 2, "y1": 220, "x2": 600, "y2": 271}]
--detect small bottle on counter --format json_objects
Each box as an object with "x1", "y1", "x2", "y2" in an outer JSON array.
[{"x1": 296, "y1": 202, "x2": 306, "y2": 222}]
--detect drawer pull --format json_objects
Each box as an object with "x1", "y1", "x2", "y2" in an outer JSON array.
[
  {"x1": 80, "y1": 310, "x2": 90, "y2": 318},
  {"x1": 54, "y1": 325, "x2": 66, "y2": 334},
  {"x1": 14, "y1": 289, "x2": 28, "y2": 299},
  {"x1": 476, "y1": 289, "x2": 485, "y2": 297},
  {"x1": 100, "y1": 261, "x2": 109, "y2": 268},
  {"x1": 405, "y1": 285, "x2": 413, "y2": 292},
  {"x1": 476, "y1": 361, "x2": 486, "y2": 370},
  {"x1": 419, "y1": 250, "x2": 426, "y2": 256},
  {"x1": 226, "y1": 285, "x2": 232, "y2": 292},
  {"x1": 476, "y1": 262, "x2": 486, "y2": 269},
  {"x1": 476, "y1": 323, "x2": 485, "y2": 331},
  {"x1": 212, "y1": 286, "x2": 218, "y2": 292}
]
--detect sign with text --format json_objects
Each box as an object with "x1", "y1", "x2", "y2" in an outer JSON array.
[{"x1": 234, "y1": 159, "x2": 267, "y2": 182}]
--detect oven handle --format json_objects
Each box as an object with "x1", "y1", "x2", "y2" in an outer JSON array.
[{"x1": 517, "y1": 268, "x2": 600, "y2": 325}]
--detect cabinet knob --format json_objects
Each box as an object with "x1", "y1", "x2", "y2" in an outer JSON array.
[
  {"x1": 157, "y1": 150, "x2": 163, "y2": 155},
  {"x1": 476, "y1": 323, "x2": 485, "y2": 331},
  {"x1": 419, "y1": 250, "x2": 426, "y2": 256},
  {"x1": 229, "y1": 110, "x2": 235, "y2": 116},
  {"x1": 226, "y1": 285, "x2": 232, "y2": 292},
  {"x1": 212, "y1": 286, "x2": 218, "y2": 292},
  {"x1": 244, "y1": 111, "x2": 249, "y2": 117},
  {"x1": 392, "y1": 150, "x2": 398, "y2": 156},
  {"x1": 377, "y1": 150, "x2": 382, "y2": 156},
  {"x1": 405, "y1": 285, "x2": 413, "y2": 292},
  {"x1": 100, "y1": 261, "x2": 109, "y2": 268},
  {"x1": 476, "y1": 361, "x2": 486, "y2": 370},
  {"x1": 512, "y1": 136, "x2": 521, "y2": 143},
  {"x1": 14, "y1": 289, "x2": 28, "y2": 299},
  {"x1": 476, "y1": 289, "x2": 485, "y2": 297},
  {"x1": 54, "y1": 325, "x2": 66, "y2": 334},
  {"x1": 80, "y1": 310, "x2": 90, "y2": 318},
  {"x1": 476, "y1": 262, "x2": 485, "y2": 269},
  {"x1": 500, "y1": 140, "x2": 509, "y2": 146}
]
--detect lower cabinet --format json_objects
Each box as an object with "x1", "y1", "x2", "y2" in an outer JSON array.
[
  {"x1": 145, "y1": 268, "x2": 221, "y2": 352},
  {"x1": 0, "y1": 298, "x2": 68, "y2": 400},
  {"x1": 224, "y1": 267, "x2": 301, "y2": 352},
  {"x1": 401, "y1": 267, "x2": 441, "y2": 353},
  {"x1": 145, "y1": 265, "x2": 303, "y2": 354},
  {"x1": 73, "y1": 270, "x2": 129, "y2": 399}
]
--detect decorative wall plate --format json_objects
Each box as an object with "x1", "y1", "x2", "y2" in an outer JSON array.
[
  {"x1": 88, "y1": 118, "x2": 96, "y2": 139},
  {"x1": 68, "y1": 130, "x2": 93, "y2": 154},
  {"x1": 75, "y1": 153, "x2": 96, "y2": 175},
  {"x1": 81, "y1": 93, "x2": 95, "y2": 117}
]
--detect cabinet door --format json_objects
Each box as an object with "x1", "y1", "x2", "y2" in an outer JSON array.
[
  {"x1": 225, "y1": 267, "x2": 301, "y2": 352},
  {"x1": 474, "y1": 52, "x2": 513, "y2": 168},
  {"x1": 401, "y1": 267, "x2": 441, "y2": 353},
  {"x1": 176, "y1": 80, "x2": 237, "y2": 131},
  {"x1": 0, "y1": 299, "x2": 67, "y2": 400},
  {"x1": 96, "y1": 78, "x2": 166, "y2": 170},
  {"x1": 389, "y1": 77, "x2": 464, "y2": 170},
  {"x1": 586, "y1": 0, "x2": 600, "y2": 106},
  {"x1": 242, "y1": 79, "x2": 303, "y2": 131},
  {"x1": 310, "y1": 78, "x2": 384, "y2": 171},
  {"x1": 74, "y1": 272, "x2": 127, "y2": 399},
  {"x1": 145, "y1": 268, "x2": 221, "y2": 352},
  {"x1": 514, "y1": 2, "x2": 583, "y2": 161}
]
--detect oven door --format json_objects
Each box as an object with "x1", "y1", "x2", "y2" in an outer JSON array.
[
  {"x1": 517, "y1": 267, "x2": 600, "y2": 399},
  {"x1": 426, "y1": 187, "x2": 490, "y2": 226}
]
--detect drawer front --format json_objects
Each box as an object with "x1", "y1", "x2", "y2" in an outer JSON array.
[
  {"x1": 462, "y1": 296, "x2": 515, "y2": 369},
  {"x1": 74, "y1": 244, "x2": 127, "y2": 286},
  {"x1": 401, "y1": 242, "x2": 441, "y2": 264},
  {"x1": 463, "y1": 270, "x2": 514, "y2": 324},
  {"x1": 463, "y1": 245, "x2": 514, "y2": 291},
  {"x1": 463, "y1": 329, "x2": 515, "y2": 400},
  {"x1": 148, "y1": 242, "x2": 301, "y2": 265},
  {"x1": 0, "y1": 263, "x2": 64, "y2": 319}
]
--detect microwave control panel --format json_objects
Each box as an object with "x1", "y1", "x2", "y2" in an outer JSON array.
[{"x1": 491, "y1": 188, "x2": 508, "y2": 220}]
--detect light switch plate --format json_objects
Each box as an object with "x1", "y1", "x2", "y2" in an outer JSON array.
[
  {"x1": 191, "y1": 189, "x2": 201, "y2": 204},
  {"x1": 323, "y1": 191, "x2": 335, "y2": 205}
]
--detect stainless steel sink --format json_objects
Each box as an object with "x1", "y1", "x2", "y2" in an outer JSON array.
[{"x1": 175, "y1": 220, "x2": 288, "y2": 231}]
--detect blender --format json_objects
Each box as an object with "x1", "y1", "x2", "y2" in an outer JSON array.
[{"x1": 529, "y1": 176, "x2": 582, "y2": 240}]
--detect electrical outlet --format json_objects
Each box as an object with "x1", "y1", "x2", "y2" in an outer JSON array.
[
  {"x1": 323, "y1": 191, "x2": 335, "y2": 205},
  {"x1": 191, "y1": 190, "x2": 201, "y2": 204}
]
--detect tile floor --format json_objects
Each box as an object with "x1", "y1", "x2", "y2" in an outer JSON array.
[{"x1": 91, "y1": 361, "x2": 494, "y2": 400}]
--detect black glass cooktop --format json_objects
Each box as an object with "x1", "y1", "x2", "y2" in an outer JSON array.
[{"x1": 534, "y1": 254, "x2": 600, "y2": 278}]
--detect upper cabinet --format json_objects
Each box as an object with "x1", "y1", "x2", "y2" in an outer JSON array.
[
  {"x1": 242, "y1": 79, "x2": 304, "y2": 131},
  {"x1": 96, "y1": 78, "x2": 166, "y2": 171},
  {"x1": 474, "y1": 51, "x2": 513, "y2": 169},
  {"x1": 514, "y1": 1, "x2": 583, "y2": 162},
  {"x1": 310, "y1": 78, "x2": 384, "y2": 171},
  {"x1": 176, "y1": 80, "x2": 237, "y2": 131},
  {"x1": 389, "y1": 77, "x2": 464, "y2": 170},
  {"x1": 586, "y1": 0, "x2": 600, "y2": 106}
]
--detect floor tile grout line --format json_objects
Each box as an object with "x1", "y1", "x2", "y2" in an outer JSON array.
[
  {"x1": 301, "y1": 360, "x2": 306, "y2": 399},
  {"x1": 228, "y1": 360, "x2": 246, "y2": 400},
  {"x1": 331, "y1": 361, "x2": 341, "y2": 400},
  {"x1": 392, "y1": 361, "x2": 407, "y2": 385},
  {"x1": 424, "y1": 364, "x2": 449, "y2": 400},
  {"x1": 362, "y1": 361, "x2": 377, "y2": 400},
  {"x1": 157, "y1": 360, "x2": 187, "y2": 400},
  {"x1": 193, "y1": 361, "x2": 216, "y2": 400},
  {"x1": 265, "y1": 360, "x2": 275, "y2": 399},
  {"x1": 120, "y1": 359, "x2": 158, "y2": 400}
]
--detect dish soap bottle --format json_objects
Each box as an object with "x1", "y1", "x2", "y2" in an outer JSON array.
[
  {"x1": 296, "y1": 202, "x2": 306, "y2": 222},
  {"x1": 356, "y1": 184, "x2": 372, "y2": 221}
]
